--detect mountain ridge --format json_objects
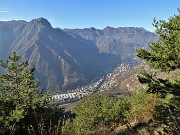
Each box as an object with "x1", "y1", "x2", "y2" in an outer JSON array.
[{"x1": 0, "y1": 18, "x2": 157, "y2": 92}]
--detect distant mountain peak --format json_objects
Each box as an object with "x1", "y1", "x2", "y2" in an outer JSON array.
[
  {"x1": 29, "y1": 17, "x2": 52, "y2": 28},
  {"x1": 89, "y1": 27, "x2": 96, "y2": 31},
  {"x1": 104, "y1": 26, "x2": 115, "y2": 30}
]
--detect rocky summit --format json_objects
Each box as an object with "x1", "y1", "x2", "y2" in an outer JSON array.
[{"x1": 0, "y1": 18, "x2": 157, "y2": 92}]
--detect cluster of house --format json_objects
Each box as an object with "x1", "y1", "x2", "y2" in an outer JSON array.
[
  {"x1": 52, "y1": 77, "x2": 105, "y2": 104},
  {"x1": 52, "y1": 64, "x2": 131, "y2": 105},
  {"x1": 52, "y1": 91, "x2": 89, "y2": 102},
  {"x1": 100, "y1": 64, "x2": 129, "y2": 90}
]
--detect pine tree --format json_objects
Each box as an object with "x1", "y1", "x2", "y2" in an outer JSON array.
[
  {"x1": 137, "y1": 9, "x2": 180, "y2": 72},
  {"x1": 136, "y1": 9, "x2": 180, "y2": 132},
  {"x1": 0, "y1": 52, "x2": 63, "y2": 134}
]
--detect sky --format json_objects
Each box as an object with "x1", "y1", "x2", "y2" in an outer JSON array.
[{"x1": 0, "y1": 0, "x2": 179, "y2": 32}]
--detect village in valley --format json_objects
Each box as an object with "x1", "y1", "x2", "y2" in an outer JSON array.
[{"x1": 52, "y1": 64, "x2": 131, "y2": 105}]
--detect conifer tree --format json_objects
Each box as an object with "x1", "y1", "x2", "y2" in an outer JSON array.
[
  {"x1": 136, "y1": 9, "x2": 180, "y2": 96},
  {"x1": 0, "y1": 52, "x2": 62, "y2": 134},
  {"x1": 136, "y1": 9, "x2": 180, "y2": 132},
  {"x1": 137, "y1": 9, "x2": 180, "y2": 72}
]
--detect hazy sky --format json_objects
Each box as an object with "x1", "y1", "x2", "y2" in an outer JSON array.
[{"x1": 0, "y1": 0, "x2": 179, "y2": 32}]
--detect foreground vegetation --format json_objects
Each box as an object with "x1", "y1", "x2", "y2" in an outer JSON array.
[
  {"x1": 0, "y1": 52, "x2": 63, "y2": 135},
  {"x1": 62, "y1": 91, "x2": 158, "y2": 135},
  {"x1": 62, "y1": 9, "x2": 180, "y2": 134},
  {"x1": 0, "y1": 9, "x2": 179, "y2": 135}
]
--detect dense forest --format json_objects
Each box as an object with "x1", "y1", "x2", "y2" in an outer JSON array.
[{"x1": 0, "y1": 9, "x2": 179, "y2": 135}]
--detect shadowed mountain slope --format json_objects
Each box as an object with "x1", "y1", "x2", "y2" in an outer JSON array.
[{"x1": 0, "y1": 18, "x2": 120, "y2": 92}]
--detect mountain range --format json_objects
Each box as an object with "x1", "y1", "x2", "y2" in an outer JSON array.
[{"x1": 0, "y1": 18, "x2": 157, "y2": 92}]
